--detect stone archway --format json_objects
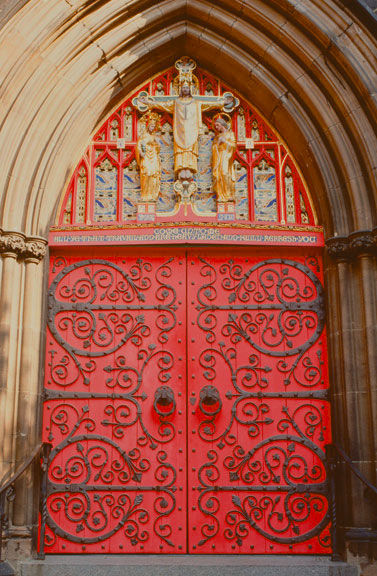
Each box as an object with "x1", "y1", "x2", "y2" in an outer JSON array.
[{"x1": 0, "y1": 1, "x2": 376, "y2": 571}]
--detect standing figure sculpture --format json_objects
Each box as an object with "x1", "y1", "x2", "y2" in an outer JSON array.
[
  {"x1": 212, "y1": 113, "x2": 237, "y2": 203},
  {"x1": 133, "y1": 57, "x2": 239, "y2": 193},
  {"x1": 135, "y1": 112, "x2": 161, "y2": 202}
]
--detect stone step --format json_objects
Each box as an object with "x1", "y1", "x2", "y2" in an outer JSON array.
[{"x1": 19, "y1": 555, "x2": 359, "y2": 576}]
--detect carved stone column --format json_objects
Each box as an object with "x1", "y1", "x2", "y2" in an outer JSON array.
[
  {"x1": 13, "y1": 238, "x2": 47, "y2": 527},
  {"x1": 0, "y1": 232, "x2": 26, "y2": 480},
  {"x1": 0, "y1": 231, "x2": 47, "y2": 566},
  {"x1": 326, "y1": 230, "x2": 377, "y2": 554},
  {"x1": 324, "y1": 238, "x2": 350, "y2": 522}
]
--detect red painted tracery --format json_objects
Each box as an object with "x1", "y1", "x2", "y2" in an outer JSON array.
[{"x1": 57, "y1": 65, "x2": 315, "y2": 228}]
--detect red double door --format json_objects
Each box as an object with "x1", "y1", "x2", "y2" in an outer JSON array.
[{"x1": 41, "y1": 247, "x2": 331, "y2": 554}]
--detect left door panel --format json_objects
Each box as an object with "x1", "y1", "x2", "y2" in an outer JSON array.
[{"x1": 40, "y1": 249, "x2": 187, "y2": 554}]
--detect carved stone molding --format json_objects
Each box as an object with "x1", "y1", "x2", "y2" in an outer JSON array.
[
  {"x1": 349, "y1": 230, "x2": 376, "y2": 255},
  {"x1": 0, "y1": 229, "x2": 47, "y2": 262},
  {"x1": 326, "y1": 229, "x2": 377, "y2": 260},
  {"x1": 326, "y1": 236, "x2": 350, "y2": 261},
  {"x1": 24, "y1": 237, "x2": 48, "y2": 263}
]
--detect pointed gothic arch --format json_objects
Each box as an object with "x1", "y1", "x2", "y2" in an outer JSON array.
[{"x1": 0, "y1": 0, "x2": 375, "y2": 571}]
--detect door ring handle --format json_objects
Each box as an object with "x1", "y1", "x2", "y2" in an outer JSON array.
[{"x1": 154, "y1": 385, "x2": 176, "y2": 417}]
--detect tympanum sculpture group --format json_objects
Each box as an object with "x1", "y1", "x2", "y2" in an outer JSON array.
[{"x1": 133, "y1": 57, "x2": 239, "y2": 206}]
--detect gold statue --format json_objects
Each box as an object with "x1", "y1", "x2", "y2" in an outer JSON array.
[
  {"x1": 135, "y1": 112, "x2": 161, "y2": 202},
  {"x1": 133, "y1": 57, "x2": 239, "y2": 186},
  {"x1": 212, "y1": 113, "x2": 237, "y2": 203}
]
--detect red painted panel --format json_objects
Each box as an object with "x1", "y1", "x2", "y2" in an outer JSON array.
[
  {"x1": 187, "y1": 247, "x2": 331, "y2": 554},
  {"x1": 40, "y1": 246, "x2": 331, "y2": 555},
  {"x1": 41, "y1": 249, "x2": 187, "y2": 554}
]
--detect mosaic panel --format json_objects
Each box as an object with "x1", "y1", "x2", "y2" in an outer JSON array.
[
  {"x1": 122, "y1": 159, "x2": 141, "y2": 219},
  {"x1": 156, "y1": 122, "x2": 175, "y2": 213},
  {"x1": 254, "y1": 159, "x2": 277, "y2": 222},
  {"x1": 94, "y1": 159, "x2": 118, "y2": 222},
  {"x1": 194, "y1": 128, "x2": 216, "y2": 214}
]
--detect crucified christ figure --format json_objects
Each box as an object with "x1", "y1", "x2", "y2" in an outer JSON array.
[{"x1": 133, "y1": 57, "x2": 239, "y2": 187}]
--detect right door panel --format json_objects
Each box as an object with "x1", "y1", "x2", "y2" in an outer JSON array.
[{"x1": 187, "y1": 248, "x2": 331, "y2": 554}]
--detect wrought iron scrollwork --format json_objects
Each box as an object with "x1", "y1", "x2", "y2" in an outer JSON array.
[
  {"x1": 43, "y1": 256, "x2": 183, "y2": 553},
  {"x1": 47, "y1": 258, "x2": 178, "y2": 388},
  {"x1": 196, "y1": 257, "x2": 324, "y2": 359},
  {"x1": 191, "y1": 256, "x2": 330, "y2": 553}
]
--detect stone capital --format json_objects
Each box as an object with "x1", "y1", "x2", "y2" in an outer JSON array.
[
  {"x1": 326, "y1": 229, "x2": 376, "y2": 261},
  {"x1": 326, "y1": 236, "x2": 350, "y2": 261},
  {"x1": 349, "y1": 230, "x2": 375, "y2": 257},
  {"x1": 24, "y1": 237, "x2": 48, "y2": 263},
  {"x1": 0, "y1": 230, "x2": 48, "y2": 262},
  {"x1": 0, "y1": 231, "x2": 26, "y2": 259}
]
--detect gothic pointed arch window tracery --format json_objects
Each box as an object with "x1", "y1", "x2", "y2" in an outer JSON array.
[{"x1": 56, "y1": 64, "x2": 316, "y2": 229}]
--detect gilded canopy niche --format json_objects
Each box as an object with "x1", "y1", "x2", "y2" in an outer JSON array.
[{"x1": 52, "y1": 58, "x2": 320, "y2": 247}]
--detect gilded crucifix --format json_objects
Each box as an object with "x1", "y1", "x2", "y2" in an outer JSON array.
[{"x1": 132, "y1": 57, "x2": 239, "y2": 198}]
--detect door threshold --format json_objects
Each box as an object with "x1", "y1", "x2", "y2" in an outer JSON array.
[{"x1": 20, "y1": 554, "x2": 358, "y2": 576}]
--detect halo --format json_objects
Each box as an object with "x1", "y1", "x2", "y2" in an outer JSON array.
[
  {"x1": 139, "y1": 111, "x2": 161, "y2": 132},
  {"x1": 172, "y1": 74, "x2": 199, "y2": 95},
  {"x1": 140, "y1": 110, "x2": 161, "y2": 126},
  {"x1": 213, "y1": 112, "x2": 232, "y2": 129}
]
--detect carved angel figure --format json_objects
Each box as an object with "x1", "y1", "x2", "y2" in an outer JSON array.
[
  {"x1": 135, "y1": 112, "x2": 161, "y2": 201},
  {"x1": 212, "y1": 113, "x2": 237, "y2": 202}
]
